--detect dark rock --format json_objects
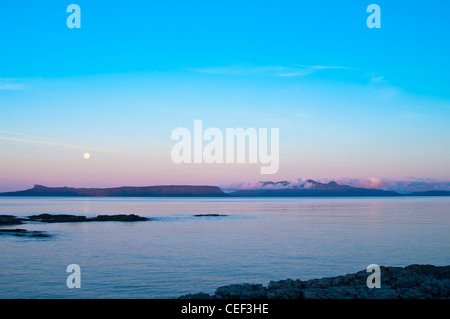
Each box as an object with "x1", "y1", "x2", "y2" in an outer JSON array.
[
  {"x1": 369, "y1": 288, "x2": 399, "y2": 299},
  {"x1": 301, "y1": 288, "x2": 331, "y2": 299},
  {"x1": 0, "y1": 215, "x2": 24, "y2": 225},
  {"x1": 27, "y1": 214, "x2": 87, "y2": 223},
  {"x1": 179, "y1": 264, "x2": 450, "y2": 299},
  {"x1": 0, "y1": 228, "x2": 52, "y2": 238},
  {"x1": 267, "y1": 279, "x2": 303, "y2": 299},
  {"x1": 25, "y1": 213, "x2": 148, "y2": 223},
  {"x1": 267, "y1": 288, "x2": 302, "y2": 299},
  {"x1": 90, "y1": 214, "x2": 148, "y2": 222},
  {"x1": 215, "y1": 283, "x2": 267, "y2": 299},
  {"x1": 194, "y1": 214, "x2": 227, "y2": 217}
]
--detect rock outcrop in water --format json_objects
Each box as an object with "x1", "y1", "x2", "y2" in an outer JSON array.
[
  {"x1": 0, "y1": 215, "x2": 24, "y2": 225},
  {"x1": 179, "y1": 264, "x2": 450, "y2": 299},
  {"x1": 26, "y1": 213, "x2": 149, "y2": 223},
  {"x1": 1, "y1": 213, "x2": 149, "y2": 224},
  {"x1": 194, "y1": 214, "x2": 228, "y2": 217},
  {"x1": 0, "y1": 228, "x2": 51, "y2": 238},
  {"x1": 0, "y1": 214, "x2": 149, "y2": 239},
  {"x1": 26, "y1": 214, "x2": 88, "y2": 223}
]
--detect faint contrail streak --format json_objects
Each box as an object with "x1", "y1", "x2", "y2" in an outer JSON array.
[
  {"x1": 0, "y1": 131, "x2": 128, "y2": 155},
  {"x1": 0, "y1": 135, "x2": 85, "y2": 150}
]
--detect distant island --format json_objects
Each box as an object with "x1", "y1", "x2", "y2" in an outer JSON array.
[
  {"x1": 0, "y1": 184, "x2": 229, "y2": 197},
  {"x1": 230, "y1": 179, "x2": 450, "y2": 197},
  {"x1": 0, "y1": 180, "x2": 449, "y2": 197}
]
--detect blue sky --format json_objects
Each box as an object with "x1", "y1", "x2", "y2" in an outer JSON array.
[
  {"x1": 0, "y1": 1, "x2": 449, "y2": 191},
  {"x1": 0, "y1": 0, "x2": 448, "y2": 96}
]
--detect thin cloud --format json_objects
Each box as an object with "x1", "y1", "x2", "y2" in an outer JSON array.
[
  {"x1": 187, "y1": 64, "x2": 353, "y2": 78},
  {"x1": 0, "y1": 135, "x2": 85, "y2": 150},
  {"x1": 0, "y1": 78, "x2": 25, "y2": 90},
  {"x1": 0, "y1": 131, "x2": 127, "y2": 155},
  {"x1": 277, "y1": 72, "x2": 310, "y2": 77},
  {"x1": 0, "y1": 130, "x2": 62, "y2": 143},
  {"x1": 371, "y1": 76, "x2": 385, "y2": 82},
  {"x1": 0, "y1": 83, "x2": 25, "y2": 90},
  {"x1": 294, "y1": 64, "x2": 355, "y2": 71}
]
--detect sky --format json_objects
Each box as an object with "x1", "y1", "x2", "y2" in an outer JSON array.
[{"x1": 0, "y1": 0, "x2": 449, "y2": 192}]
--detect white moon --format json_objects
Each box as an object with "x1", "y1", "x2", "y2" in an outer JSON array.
[{"x1": 83, "y1": 153, "x2": 91, "y2": 159}]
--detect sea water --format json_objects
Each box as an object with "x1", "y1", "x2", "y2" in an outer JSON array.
[{"x1": 0, "y1": 197, "x2": 449, "y2": 298}]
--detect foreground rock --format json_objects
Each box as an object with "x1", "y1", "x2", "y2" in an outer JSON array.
[
  {"x1": 0, "y1": 228, "x2": 51, "y2": 238},
  {"x1": 179, "y1": 264, "x2": 450, "y2": 299},
  {"x1": 26, "y1": 213, "x2": 149, "y2": 223}
]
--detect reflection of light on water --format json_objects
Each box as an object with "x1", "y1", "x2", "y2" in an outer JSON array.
[{"x1": 81, "y1": 200, "x2": 91, "y2": 215}]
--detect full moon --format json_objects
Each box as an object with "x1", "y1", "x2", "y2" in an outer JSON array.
[{"x1": 83, "y1": 153, "x2": 91, "y2": 159}]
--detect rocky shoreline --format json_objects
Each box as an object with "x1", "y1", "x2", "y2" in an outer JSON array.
[{"x1": 179, "y1": 264, "x2": 450, "y2": 299}]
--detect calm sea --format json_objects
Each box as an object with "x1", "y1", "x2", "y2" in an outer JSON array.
[{"x1": 0, "y1": 196, "x2": 449, "y2": 298}]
